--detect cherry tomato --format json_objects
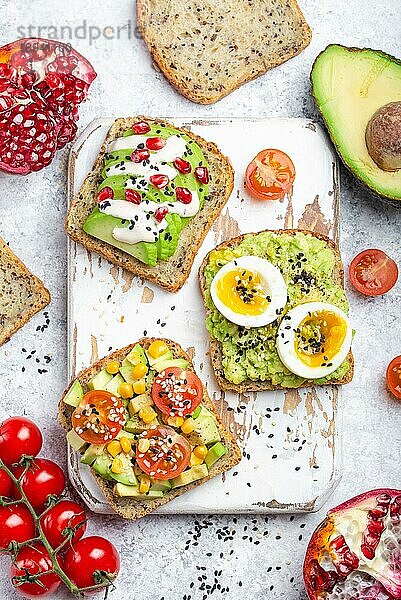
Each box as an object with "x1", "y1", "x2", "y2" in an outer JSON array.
[
  {"x1": 0, "y1": 417, "x2": 42, "y2": 466},
  {"x1": 72, "y1": 390, "x2": 125, "y2": 445},
  {"x1": 11, "y1": 543, "x2": 61, "y2": 598},
  {"x1": 0, "y1": 504, "x2": 35, "y2": 550},
  {"x1": 136, "y1": 426, "x2": 191, "y2": 480},
  {"x1": 13, "y1": 459, "x2": 65, "y2": 511},
  {"x1": 152, "y1": 367, "x2": 203, "y2": 418},
  {"x1": 0, "y1": 468, "x2": 12, "y2": 496},
  {"x1": 386, "y1": 356, "x2": 401, "y2": 400},
  {"x1": 40, "y1": 500, "x2": 86, "y2": 550},
  {"x1": 349, "y1": 249, "x2": 398, "y2": 296},
  {"x1": 63, "y1": 536, "x2": 120, "y2": 592},
  {"x1": 245, "y1": 149, "x2": 296, "y2": 201}
]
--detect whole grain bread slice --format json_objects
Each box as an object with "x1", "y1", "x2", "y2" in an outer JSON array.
[
  {"x1": 199, "y1": 229, "x2": 354, "y2": 393},
  {"x1": 59, "y1": 338, "x2": 242, "y2": 520},
  {"x1": 137, "y1": 0, "x2": 312, "y2": 104},
  {"x1": 0, "y1": 237, "x2": 50, "y2": 346},
  {"x1": 65, "y1": 116, "x2": 234, "y2": 292}
]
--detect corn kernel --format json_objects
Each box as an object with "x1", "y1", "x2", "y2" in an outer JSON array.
[
  {"x1": 129, "y1": 353, "x2": 141, "y2": 366},
  {"x1": 133, "y1": 379, "x2": 147, "y2": 395},
  {"x1": 111, "y1": 457, "x2": 124, "y2": 474},
  {"x1": 107, "y1": 440, "x2": 122, "y2": 458},
  {"x1": 139, "y1": 475, "x2": 150, "y2": 494},
  {"x1": 167, "y1": 416, "x2": 184, "y2": 428},
  {"x1": 139, "y1": 407, "x2": 157, "y2": 424},
  {"x1": 118, "y1": 382, "x2": 133, "y2": 399},
  {"x1": 193, "y1": 445, "x2": 208, "y2": 459},
  {"x1": 138, "y1": 438, "x2": 150, "y2": 453},
  {"x1": 132, "y1": 363, "x2": 148, "y2": 379},
  {"x1": 181, "y1": 418, "x2": 196, "y2": 434},
  {"x1": 106, "y1": 360, "x2": 120, "y2": 375},
  {"x1": 190, "y1": 452, "x2": 204, "y2": 467},
  {"x1": 148, "y1": 340, "x2": 169, "y2": 359},
  {"x1": 120, "y1": 436, "x2": 132, "y2": 454}
]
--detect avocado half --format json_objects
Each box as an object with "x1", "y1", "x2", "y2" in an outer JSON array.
[{"x1": 311, "y1": 44, "x2": 401, "y2": 205}]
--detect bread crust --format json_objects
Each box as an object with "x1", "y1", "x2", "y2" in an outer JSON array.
[
  {"x1": 65, "y1": 116, "x2": 234, "y2": 292},
  {"x1": 198, "y1": 229, "x2": 354, "y2": 393},
  {"x1": 59, "y1": 338, "x2": 242, "y2": 520},
  {"x1": 0, "y1": 237, "x2": 50, "y2": 346}
]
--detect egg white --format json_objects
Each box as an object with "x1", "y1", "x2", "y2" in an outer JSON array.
[
  {"x1": 276, "y1": 301, "x2": 352, "y2": 379},
  {"x1": 210, "y1": 256, "x2": 288, "y2": 328}
]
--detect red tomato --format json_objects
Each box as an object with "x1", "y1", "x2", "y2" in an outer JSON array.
[
  {"x1": 349, "y1": 249, "x2": 398, "y2": 296},
  {"x1": 13, "y1": 459, "x2": 65, "y2": 511},
  {"x1": 11, "y1": 543, "x2": 61, "y2": 598},
  {"x1": 0, "y1": 504, "x2": 35, "y2": 550},
  {"x1": 136, "y1": 426, "x2": 191, "y2": 480},
  {"x1": 245, "y1": 149, "x2": 296, "y2": 201},
  {"x1": 63, "y1": 536, "x2": 120, "y2": 592},
  {"x1": 0, "y1": 417, "x2": 42, "y2": 465},
  {"x1": 152, "y1": 367, "x2": 203, "y2": 418},
  {"x1": 0, "y1": 468, "x2": 12, "y2": 496},
  {"x1": 72, "y1": 390, "x2": 125, "y2": 445},
  {"x1": 40, "y1": 500, "x2": 87, "y2": 550},
  {"x1": 386, "y1": 356, "x2": 401, "y2": 400}
]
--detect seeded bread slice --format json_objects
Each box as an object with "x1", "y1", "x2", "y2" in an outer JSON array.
[
  {"x1": 0, "y1": 237, "x2": 50, "y2": 346},
  {"x1": 59, "y1": 338, "x2": 242, "y2": 520},
  {"x1": 65, "y1": 116, "x2": 234, "y2": 292},
  {"x1": 199, "y1": 229, "x2": 354, "y2": 393},
  {"x1": 137, "y1": 0, "x2": 312, "y2": 104}
]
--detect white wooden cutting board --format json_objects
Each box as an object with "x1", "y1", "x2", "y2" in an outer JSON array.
[{"x1": 67, "y1": 117, "x2": 342, "y2": 514}]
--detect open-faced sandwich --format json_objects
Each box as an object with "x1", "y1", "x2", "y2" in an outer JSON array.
[
  {"x1": 65, "y1": 117, "x2": 234, "y2": 292},
  {"x1": 199, "y1": 230, "x2": 354, "y2": 392},
  {"x1": 59, "y1": 338, "x2": 241, "y2": 520}
]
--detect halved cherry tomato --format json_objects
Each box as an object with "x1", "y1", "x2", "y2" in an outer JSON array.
[
  {"x1": 152, "y1": 367, "x2": 203, "y2": 418},
  {"x1": 136, "y1": 426, "x2": 191, "y2": 480},
  {"x1": 349, "y1": 249, "x2": 398, "y2": 296},
  {"x1": 386, "y1": 356, "x2": 401, "y2": 400},
  {"x1": 71, "y1": 390, "x2": 125, "y2": 445},
  {"x1": 245, "y1": 149, "x2": 296, "y2": 201}
]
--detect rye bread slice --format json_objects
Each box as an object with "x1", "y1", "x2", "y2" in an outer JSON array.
[
  {"x1": 65, "y1": 116, "x2": 234, "y2": 292},
  {"x1": 59, "y1": 338, "x2": 242, "y2": 520},
  {"x1": 137, "y1": 0, "x2": 312, "y2": 104},
  {"x1": 0, "y1": 236, "x2": 50, "y2": 346},
  {"x1": 199, "y1": 229, "x2": 354, "y2": 393}
]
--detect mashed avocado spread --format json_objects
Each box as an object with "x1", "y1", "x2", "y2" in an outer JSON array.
[{"x1": 204, "y1": 231, "x2": 350, "y2": 387}]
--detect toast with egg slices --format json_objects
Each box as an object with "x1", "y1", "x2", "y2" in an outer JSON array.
[
  {"x1": 65, "y1": 116, "x2": 234, "y2": 292},
  {"x1": 199, "y1": 229, "x2": 354, "y2": 393}
]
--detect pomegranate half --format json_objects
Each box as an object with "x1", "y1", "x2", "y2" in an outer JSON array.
[
  {"x1": 304, "y1": 489, "x2": 401, "y2": 599},
  {"x1": 0, "y1": 38, "x2": 96, "y2": 174}
]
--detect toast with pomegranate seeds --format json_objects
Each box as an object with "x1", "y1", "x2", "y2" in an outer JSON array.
[
  {"x1": 0, "y1": 236, "x2": 50, "y2": 346},
  {"x1": 65, "y1": 116, "x2": 234, "y2": 292},
  {"x1": 59, "y1": 338, "x2": 241, "y2": 520},
  {"x1": 137, "y1": 0, "x2": 311, "y2": 104}
]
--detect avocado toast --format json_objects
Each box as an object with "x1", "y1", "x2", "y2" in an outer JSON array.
[
  {"x1": 199, "y1": 230, "x2": 354, "y2": 393},
  {"x1": 65, "y1": 117, "x2": 234, "y2": 292},
  {"x1": 59, "y1": 338, "x2": 241, "y2": 520}
]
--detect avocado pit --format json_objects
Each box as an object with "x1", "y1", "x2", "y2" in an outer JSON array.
[{"x1": 365, "y1": 101, "x2": 401, "y2": 171}]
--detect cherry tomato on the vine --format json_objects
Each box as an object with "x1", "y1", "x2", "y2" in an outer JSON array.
[
  {"x1": 40, "y1": 500, "x2": 86, "y2": 550},
  {"x1": 11, "y1": 542, "x2": 61, "y2": 598},
  {"x1": 0, "y1": 504, "x2": 36, "y2": 550},
  {"x1": 0, "y1": 468, "x2": 13, "y2": 496},
  {"x1": 63, "y1": 536, "x2": 120, "y2": 592},
  {"x1": 0, "y1": 417, "x2": 42, "y2": 466},
  {"x1": 13, "y1": 459, "x2": 66, "y2": 512}
]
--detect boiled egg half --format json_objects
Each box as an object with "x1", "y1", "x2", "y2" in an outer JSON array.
[
  {"x1": 210, "y1": 256, "x2": 288, "y2": 327},
  {"x1": 276, "y1": 301, "x2": 352, "y2": 379}
]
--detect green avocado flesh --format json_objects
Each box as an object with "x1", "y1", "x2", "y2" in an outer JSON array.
[
  {"x1": 82, "y1": 123, "x2": 209, "y2": 266},
  {"x1": 311, "y1": 44, "x2": 401, "y2": 201},
  {"x1": 204, "y1": 231, "x2": 350, "y2": 387}
]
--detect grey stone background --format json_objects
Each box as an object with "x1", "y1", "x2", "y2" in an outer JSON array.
[{"x1": 0, "y1": 0, "x2": 400, "y2": 598}]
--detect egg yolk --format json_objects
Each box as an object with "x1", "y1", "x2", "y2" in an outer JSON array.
[
  {"x1": 215, "y1": 268, "x2": 269, "y2": 316},
  {"x1": 295, "y1": 310, "x2": 347, "y2": 367}
]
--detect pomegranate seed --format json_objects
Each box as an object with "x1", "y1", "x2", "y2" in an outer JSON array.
[
  {"x1": 175, "y1": 187, "x2": 192, "y2": 204},
  {"x1": 194, "y1": 166, "x2": 209, "y2": 184},
  {"x1": 361, "y1": 544, "x2": 375, "y2": 560},
  {"x1": 308, "y1": 560, "x2": 338, "y2": 593},
  {"x1": 97, "y1": 187, "x2": 114, "y2": 202},
  {"x1": 174, "y1": 157, "x2": 191, "y2": 174},
  {"x1": 149, "y1": 174, "x2": 169, "y2": 189},
  {"x1": 154, "y1": 206, "x2": 168, "y2": 223},
  {"x1": 125, "y1": 189, "x2": 141, "y2": 204},
  {"x1": 133, "y1": 121, "x2": 151, "y2": 134},
  {"x1": 46, "y1": 73, "x2": 62, "y2": 90},
  {"x1": 146, "y1": 137, "x2": 166, "y2": 151},
  {"x1": 132, "y1": 148, "x2": 150, "y2": 163}
]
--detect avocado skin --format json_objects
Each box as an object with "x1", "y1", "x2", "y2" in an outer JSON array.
[{"x1": 311, "y1": 44, "x2": 401, "y2": 206}]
